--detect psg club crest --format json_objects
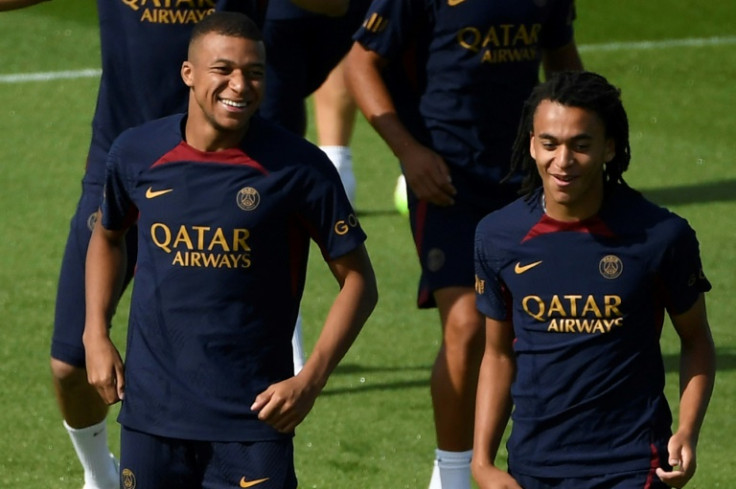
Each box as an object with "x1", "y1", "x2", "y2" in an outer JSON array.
[
  {"x1": 599, "y1": 255, "x2": 623, "y2": 279},
  {"x1": 236, "y1": 187, "x2": 260, "y2": 211}
]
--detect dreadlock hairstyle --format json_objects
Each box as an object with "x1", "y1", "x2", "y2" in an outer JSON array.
[{"x1": 507, "y1": 71, "x2": 632, "y2": 199}]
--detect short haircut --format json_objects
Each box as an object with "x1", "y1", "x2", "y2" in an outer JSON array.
[
  {"x1": 509, "y1": 71, "x2": 632, "y2": 197},
  {"x1": 189, "y1": 11, "x2": 263, "y2": 52}
]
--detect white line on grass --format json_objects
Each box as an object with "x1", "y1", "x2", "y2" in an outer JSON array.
[{"x1": 1, "y1": 35, "x2": 735, "y2": 84}]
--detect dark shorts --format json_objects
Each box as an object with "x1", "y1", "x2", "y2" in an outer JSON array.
[
  {"x1": 407, "y1": 172, "x2": 519, "y2": 308},
  {"x1": 50, "y1": 181, "x2": 137, "y2": 367},
  {"x1": 259, "y1": 2, "x2": 369, "y2": 135},
  {"x1": 510, "y1": 469, "x2": 669, "y2": 489},
  {"x1": 120, "y1": 426, "x2": 297, "y2": 489}
]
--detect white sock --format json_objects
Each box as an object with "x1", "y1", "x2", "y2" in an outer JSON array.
[
  {"x1": 292, "y1": 313, "x2": 306, "y2": 375},
  {"x1": 435, "y1": 448, "x2": 473, "y2": 489},
  {"x1": 320, "y1": 145, "x2": 356, "y2": 206},
  {"x1": 64, "y1": 420, "x2": 119, "y2": 489},
  {"x1": 428, "y1": 458, "x2": 442, "y2": 489}
]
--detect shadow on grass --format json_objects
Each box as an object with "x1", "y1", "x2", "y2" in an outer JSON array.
[
  {"x1": 663, "y1": 348, "x2": 736, "y2": 373},
  {"x1": 640, "y1": 179, "x2": 736, "y2": 207},
  {"x1": 321, "y1": 362, "x2": 431, "y2": 396}
]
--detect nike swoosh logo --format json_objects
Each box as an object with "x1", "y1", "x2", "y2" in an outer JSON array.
[
  {"x1": 240, "y1": 477, "x2": 269, "y2": 488},
  {"x1": 514, "y1": 260, "x2": 542, "y2": 274},
  {"x1": 448, "y1": 0, "x2": 466, "y2": 5},
  {"x1": 145, "y1": 187, "x2": 173, "y2": 199}
]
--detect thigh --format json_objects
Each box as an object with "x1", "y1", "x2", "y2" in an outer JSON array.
[
  {"x1": 409, "y1": 197, "x2": 484, "y2": 309},
  {"x1": 51, "y1": 182, "x2": 137, "y2": 367},
  {"x1": 202, "y1": 439, "x2": 297, "y2": 489},
  {"x1": 120, "y1": 427, "x2": 199, "y2": 489}
]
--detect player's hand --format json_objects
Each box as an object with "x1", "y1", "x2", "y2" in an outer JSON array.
[
  {"x1": 250, "y1": 375, "x2": 319, "y2": 433},
  {"x1": 472, "y1": 464, "x2": 522, "y2": 489},
  {"x1": 83, "y1": 333, "x2": 125, "y2": 404},
  {"x1": 400, "y1": 142, "x2": 456, "y2": 206},
  {"x1": 655, "y1": 431, "x2": 697, "y2": 488}
]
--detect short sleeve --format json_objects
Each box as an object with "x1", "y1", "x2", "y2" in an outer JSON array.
[
  {"x1": 660, "y1": 221, "x2": 711, "y2": 315},
  {"x1": 474, "y1": 219, "x2": 512, "y2": 321}
]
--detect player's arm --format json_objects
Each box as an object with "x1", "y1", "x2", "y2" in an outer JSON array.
[
  {"x1": 541, "y1": 40, "x2": 583, "y2": 78},
  {"x1": 290, "y1": 0, "x2": 348, "y2": 16},
  {"x1": 0, "y1": 0, "x2": 49, "y2": 11},
  {"x1": 251, "y1": 244, "x2": 377, "y2": 432},
  {"x1": 343, "y1": 42, "x2": 456, "y2": 206},
  {"x1": 82, "y1": 212, "x2": 128, "y2": 405},
  {"x1": 472, "y1": 317, "x2": 522, "y2": 489},
  {"x1": 656, "y1": 293, "x2": 716, "y2": 488}
]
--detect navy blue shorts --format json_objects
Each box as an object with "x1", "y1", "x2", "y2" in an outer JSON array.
[
  {"x1": 50, "y1": 181, "x2": 137, "y2": 367},
  {"x1": 259, "y1": 2, "x2": 369, "y2": 135},
  {"x1": 510, "y1": 469, "x2": 669, "y2": 489},
  {"x1": 120, "y1": 426, "x2": 297, "y2": 489},
  {"x1": 407, "y1": 171, "x2": 519, "y2": 308}
]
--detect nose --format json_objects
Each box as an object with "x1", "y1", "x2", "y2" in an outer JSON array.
[
  {"x1": 556, "y1": 145, "x2": 575, "y2": 168},
  {"x1": 229, "y1": 72, "x2": 245, "y2": 93}
]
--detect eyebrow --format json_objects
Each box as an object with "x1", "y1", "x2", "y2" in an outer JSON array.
[{"x1": 537, "y1": 132, "x2": 593, "y2": 141}]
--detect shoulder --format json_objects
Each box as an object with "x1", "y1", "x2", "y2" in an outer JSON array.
[
  {"x1": 113, "y1": 114, "x2": 183, "y2": 152},
  {"x1": 606, "y1": 184, "x2": 695, "y2": 238},
  {"x1": 477, "y1": 192, "x2": 540, "y2": 239},
  {"x1": 245, "y1": 116, "x2": 334, "y2": 173},
  {"x1": 107, "y1": 114, "x2": 184, "y2": 172}
]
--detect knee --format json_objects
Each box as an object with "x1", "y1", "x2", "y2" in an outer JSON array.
[
  {"x1": 442, "y1": 315, "x2": 485, "y2": 353},
  {"x1": 50, "y1": 357, "x2": 87, "y2": 388}
]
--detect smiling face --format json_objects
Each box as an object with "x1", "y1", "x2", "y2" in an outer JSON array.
[
  {"x1": 181, "y1": 32, "x2": 266, "y2": 151},
  {"x1": 530, "y1": 99, "x2": 616, "y2": 222}
]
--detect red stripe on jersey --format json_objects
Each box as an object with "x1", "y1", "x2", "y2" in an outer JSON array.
[
  {"x1": 644, "y1": 442, "x2": 660, "y2": 488},
  {"x1": 151, "y1": 141, "x2": 270, "y2": 175},
  {"x1": 522, "y1": 214, "x2": 615, "y2": 243}
]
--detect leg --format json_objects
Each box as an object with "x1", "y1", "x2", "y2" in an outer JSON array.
[
  {"x1": 50, "y1": 183, "x2": 133, "y2": 489},
  {"x1": 313, "y1": 58, "x2": 358, "y2": 206},
  {"x1": 429, "y1": 286, "x2": 484, "y2": 489}
]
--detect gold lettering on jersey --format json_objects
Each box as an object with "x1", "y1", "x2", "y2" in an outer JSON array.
[
  {"x1": 474, "y1": 275, "x2": 485, "y2": 294},
  {"x1": 522, "y1": 294, "x2": 623, "y2": 334},
  {"x1": 457, "y1": 23, "x2": 542, "y2": 64},
  {"x1": 151, "y1": 223, "x2": 252, "y2": 268},
  {"x1": 363, "y1": 13, "x2": 388, "y2": 34},
  {"x1": 120, "y1": 0, "x2": 216, "y2": 24},
  {"x1": 334, "y1": 213, "x2": 359, "y2": 236}
]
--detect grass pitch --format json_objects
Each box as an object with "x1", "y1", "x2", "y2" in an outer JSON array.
[{"x1": 0, "y1": 1, "x2": 734, "y2": 487}]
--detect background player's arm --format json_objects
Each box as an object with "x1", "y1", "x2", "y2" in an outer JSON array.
[
  {"x1": 656, "y1": 294, "x2": 716, "y2": 488},
  {"x1": 251, "y1": 244, "x2": 377, "y2": 432},
  {"x1": 0, "y1": 0, "x2": 49, "y2": 11},
  {"x1": 343, "y1": 42, "x2": 456, "y2": 206},
  {"x1": 471, "y1": 317, "x2": 522, "y2": 489},
  {"x1": 290, "y1": 0, "x2": 348, "y2": 17},
  {"x1": 541, "y1": 40, "x2": 583, "y2": 78},
  {"x1": 82, "y1": 213, "x2": 128, "y2": 405}
]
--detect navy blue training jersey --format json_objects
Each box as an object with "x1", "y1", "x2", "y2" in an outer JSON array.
[
  {"x1": 87, "y1": 0, "x2": 265, "y2": 184},
  {"x1": 353, "y1": 0, "x2": 575, "y2": 184},
  {"x1": 101, "y1": 114, "x2": 366, "y2": 442},
  {"x1": 474, "y1": 185, "x2": 711, "y2": 478}
]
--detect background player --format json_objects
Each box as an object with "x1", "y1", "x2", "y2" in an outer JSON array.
[
  {"x1": 259, "y1": 0, "x2": 371, "y2": 208},
  {"x1": 473, "y1": 70, "x2": 716, "y2": 489},
  {"x1": 344, "y1": 2, "x2": 583, "y2": 487},
  {"x1": 83, "y1": 12, "x2": 377, "y2": 487}
]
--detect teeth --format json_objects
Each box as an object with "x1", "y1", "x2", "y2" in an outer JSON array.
[{"x1": 221, "y1": 99, "x2": 246, "y2": 108}]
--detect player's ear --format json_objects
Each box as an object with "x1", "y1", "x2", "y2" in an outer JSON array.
[
  {"x1": 529, "y1": 131, "x2": 537, "y2": 160},
  {"x1": 181, "y1": 61, "x2": 194, "y2": 87},
  {"x1": 604, "y1": 137, "x2": 615, "y2": 163}
]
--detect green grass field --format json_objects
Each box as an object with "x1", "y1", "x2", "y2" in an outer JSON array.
[{"x1": 1, "y1": 1, "x2": 734, "y2": 487}]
